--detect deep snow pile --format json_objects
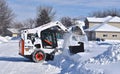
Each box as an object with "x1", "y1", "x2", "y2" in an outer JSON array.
[
  {"x1": 0, "y1": 36, "x2": 9, "y2": 43},
  {"x1": 53, "y1": 31, "x2": 117, "y2": 74},
  {"x1": 88, "y1": 43, "x2": 120, "y2": 65},
  {"x1": 5, "y1": 36, "x2": 12, "y2": 40},
  {"x1": 48, "y1": 40, "x2": 120, "y2": 74},
  {"x1": 48, "y1": 49, "x2": 105, "y2": 74}
]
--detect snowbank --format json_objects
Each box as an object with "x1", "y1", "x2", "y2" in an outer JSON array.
[
  {"x1": 48, "y1": 41, "x2": 120, "y2": 74},
  {"x1": 0, "y1": 36, "x2": 9, "y2": 43},
  {"x1": 5, "y1": 36, "x2": 12, "y2": 40},
  {"x1": 89, "y1": 43, "x2": 120, "y2": 65}
]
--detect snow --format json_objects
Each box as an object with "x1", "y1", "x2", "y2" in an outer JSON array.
[
  {"x1": 0, "y1": 36, "x2": 9, "y2": 43},
  {"x1": 109, "y1": 16, "x2": 120, "y2": 22},
  {"x1": 5, "y1": 36, "x2": 12, "y2": 40},
  {"x1": 74, "y1": 20, "x2": 85, "y2": 26},
  {"x1": 7, "y1": 28, "x2": 19, "y2": 33},
  {"x1": 90, "y1": 44, "x2": 120, "y2": 64},
  {"x1": 84, "y1": 42, "x2": 120, "y2": 74},
  {"x1": 51, "y1": 40, "x2": 120, "y2": 74},
  {"x1": 86, "y1": 61, "x2": 120, "y2": 74},
  {"x1": 87, "y1": 16, "x2": 120, "y2": 23},
  {"x1": 0, "y1": 41, "x2": 61, "y2": 74},
  {"x1": 85, "y1": 23, "x2": 120, "y2": 32},
  {"x1": 87, "y1": 16, "x2": 112, "y2": 22},
  {"x1": 0, "y1": 36, "x2": 120, "y2": 74}
]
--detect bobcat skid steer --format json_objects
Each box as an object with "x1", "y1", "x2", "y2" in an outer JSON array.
[
  {"x1": 19, "y1": 21, "x2": 68, "y2": 63},
  {"x1": 19, "y1": 21, "x2": 86, "y2": 63}
]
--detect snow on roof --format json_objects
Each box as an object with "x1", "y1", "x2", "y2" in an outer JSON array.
[
  {"x1": 7, "y1": 28, "x2": 19, "y2": 33},
  {"x1": 87, "y1": 16, "x2": 120, "y2": 23},
  {"x1": 85, "y1": 23, "x2": 120, "y2": 32},
  {"x1": 109, "y1": 16, "x2": 120, "y2": 22}
]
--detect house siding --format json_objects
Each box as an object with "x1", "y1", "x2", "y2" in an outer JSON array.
[
  {"x1": 96, "y1": 31, "x2": 120, "y2": 40},
  {"x1": 85, "y1": 16, "x2": 120, "y2": 41},
  {"x1": 12, "y1": 33, "x2": 18, "y2": 37},
  {"x1": 89, "y1": 22, "x2": 120, "y2": 28},
  {"x1": 85, "y1": 31, "x2": 96, "y2": 41},
  {"x1": 108, "y1": 22, "x2": 120, "y2": 28},
  {"x1": 89, "y1": 22, "x2": 102, "y2": 28}
]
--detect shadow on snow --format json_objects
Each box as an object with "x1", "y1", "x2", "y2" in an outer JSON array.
[{"x1": 0, "y1": 56, "x2": 32, "y2": 62}]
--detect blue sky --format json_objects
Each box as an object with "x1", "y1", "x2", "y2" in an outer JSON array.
[{"x1": 6, "y1": 0, "x2": 120, "y2": 22}]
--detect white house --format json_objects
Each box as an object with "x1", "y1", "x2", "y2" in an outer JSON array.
[
  {"x1": 85, "y1": 23, "x2": 120, "y2": 41},
  {"x1": 85, "y1": 16, "x2": 120, "y2": 28},
  {"x1": 6, "y1": 28, "x2": 20, "y2": 37}
]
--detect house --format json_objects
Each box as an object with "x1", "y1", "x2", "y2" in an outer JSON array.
[
  {"x1": 6, "y1": 28, "x2": 20, "y2": 37},
  {"x1": 85, "y1": 16, "x2": 120, "y2": 28},
  {"x1": 85, "y1": 23, "x2": 120, "y2": 41}
]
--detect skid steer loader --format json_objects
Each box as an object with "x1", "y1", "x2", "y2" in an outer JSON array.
[{"x1": 19, "y1": 21, "x2": 86, "y2": 63}]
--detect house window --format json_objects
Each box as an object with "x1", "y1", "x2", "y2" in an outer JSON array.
[
  {"x1": 112, "y1": 35, "x2": 117, "y2": 37},
  {"x1": 103, "y1": 34, "x2": 108, "y2": 37}
]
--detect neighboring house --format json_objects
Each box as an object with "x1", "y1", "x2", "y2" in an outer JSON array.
[
  {"x1": 6, "y1": 28, "x2": 20, "y2": 37},
  {"x1": 85, "y1": 16, "x2": 120, "y2": 28},
  {"x1": 85, "y1": 23, "x2": 120, "y2": 41}
]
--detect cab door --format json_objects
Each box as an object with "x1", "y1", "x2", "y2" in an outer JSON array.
[{"x1": 41, "y1": 30, "x2": 58, "y2": 49}]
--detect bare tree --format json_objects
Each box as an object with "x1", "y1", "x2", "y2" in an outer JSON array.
[
  {"x1": 11, "y1": 18, "x2": 35, "y2": 29},
  {"x1": 36, "y1": 6, "x2": 55, "y2": 27},
  {"x1": 23, "y1": 18, "x2": 35, "y2": 29},
  {"x1": 60, "y1": 17, "x2": 73, "y2": 27},
  {"x1": 90, "y1": 9, "x2": 120, "y2": 17},
  {"x1": 0, "y1": 0, "x2": 14, "y2": 36},
  {"x1": 11, "y1": 21, "x2": 24, "y2": 29}
]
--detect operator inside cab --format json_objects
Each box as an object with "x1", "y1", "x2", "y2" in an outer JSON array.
[{"x1": 41, "y1": 29, "x2": 58, "y2": 49}]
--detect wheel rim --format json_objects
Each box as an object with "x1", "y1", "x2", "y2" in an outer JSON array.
[{"x1": 35, "y1": 52, "x2": 44, "y2": 61}]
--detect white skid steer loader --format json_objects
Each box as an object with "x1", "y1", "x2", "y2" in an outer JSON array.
[
  {"x1": 19, "y1": 21, "x2": 86, "y2": 63},
  {"x1": 19, "y1": 21, "x2": 68, "y2": 62}
]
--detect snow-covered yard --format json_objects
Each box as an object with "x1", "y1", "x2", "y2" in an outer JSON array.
[{"x1": 0, "y1": 36, "x2": 120, "y2": 74}]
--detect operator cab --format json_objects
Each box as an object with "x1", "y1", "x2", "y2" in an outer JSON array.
[{"x1": 41, "y1": 29, "x2": 58, "y2": 49}]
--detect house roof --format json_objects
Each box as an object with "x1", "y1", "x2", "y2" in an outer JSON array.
[
  {"x1": 87, "y1": 16, "x2": 120, "y2": 23},
  {"x1": 85, "y1": 23, "x2": 120, "y2": 32},
  {"x1": 109, "y1": 16, "x2": 120, "y2": 22},
  {"x1": 7, "y1": 28, "x2": 19, "y2": 33}
]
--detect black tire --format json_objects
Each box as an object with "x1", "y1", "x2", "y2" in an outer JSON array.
[
  {"x1": 32, "y1": 50, "x2": 46, "y2": 63},
  {"x1": 45, "y1": 53, "x2": 54, "y2": 61}
]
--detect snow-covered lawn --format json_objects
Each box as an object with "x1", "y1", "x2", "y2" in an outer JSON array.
[{"x1": 0, "y1": 36, "x2": 120, "y2": 74}]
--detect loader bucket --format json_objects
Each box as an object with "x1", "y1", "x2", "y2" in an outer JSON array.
[{"x1": 69, "y1": 42, "x2": 84, "y2": 54}]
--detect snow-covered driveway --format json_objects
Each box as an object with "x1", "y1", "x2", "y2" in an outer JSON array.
[{"x1": 0, "y1": 41, "x2": 60, "y2": 74}]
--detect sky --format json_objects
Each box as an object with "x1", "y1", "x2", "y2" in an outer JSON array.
[{"x1": 6, "y1": 0, "x2": 120, "y2": 22}]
